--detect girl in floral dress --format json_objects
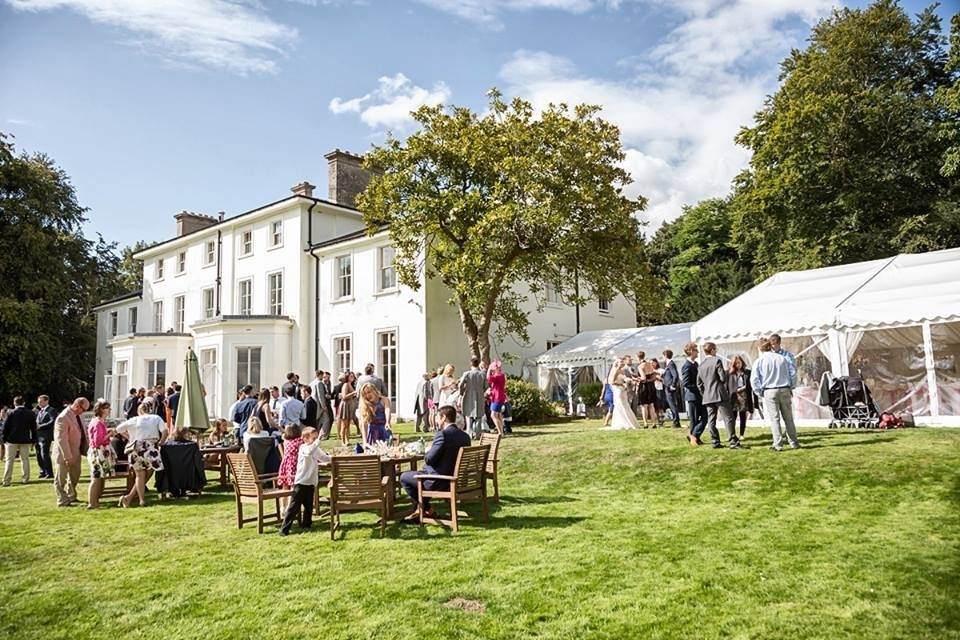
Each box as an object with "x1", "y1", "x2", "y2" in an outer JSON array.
[
  {"x1": 87, "y1": 399, "x2": 117, "y2": 509},
  {"x1": 277, "y1": 424, "x2": 303, "y2": 509}
]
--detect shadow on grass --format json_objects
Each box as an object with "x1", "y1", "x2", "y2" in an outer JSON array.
[
  {"x1": 507, "y1": 428, "x2": 582, "y2": 439},
  {"x1": 800, "y1": 437, "x2": 896, "y2": 449},
  {"x1": 496, "y1": 495, "x2": 577, "y2": 505},
  {"x1": 374, "y1": 513, "x2": 588, "y2": 539}
]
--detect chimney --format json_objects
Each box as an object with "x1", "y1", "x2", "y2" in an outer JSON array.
[
  {"x1": 174, "y1": 211, "x2": 218, "y2": 237},
  {"x1": 291, "y1": 181, "x2": 315, "y2": 198},
  {"x1": 324, "y1": 149, "x2": 371, "y2": 207}
]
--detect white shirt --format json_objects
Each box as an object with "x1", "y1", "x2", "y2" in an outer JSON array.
[
  {"x1": 116, "y1": 414, "x2": 166, "y2": 442},
  {"x1": 243, "y1": 430, "x2": 272, "y2": 450},
  {"x1": 293, "y1": 439, "x2": 331, "y2": 486}
]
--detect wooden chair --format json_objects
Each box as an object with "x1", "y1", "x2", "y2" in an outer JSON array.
[
  {"x1": 328, "y1": 455, "x2": 389, "y2": 539},
  {"x1": 416, "y1": 444, "x2": 490, "y2": 534},
  {"x1": 226, "y1": 453, "x2": 294, "y2": 534},
  {"x1": 100, "y1": 459, "x2": 133, "y2": 500},
  {"x1": 479, "y1": 432, "x2": 502, "y2": 502}
]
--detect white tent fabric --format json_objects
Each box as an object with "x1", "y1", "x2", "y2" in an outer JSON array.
[{"x1": 535, "y1": 323, "x2": 693, "y2": 366}]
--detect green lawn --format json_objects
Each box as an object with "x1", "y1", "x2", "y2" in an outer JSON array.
[{"x1": 1, "y1": 422, "x2": 958, "y2": 639}]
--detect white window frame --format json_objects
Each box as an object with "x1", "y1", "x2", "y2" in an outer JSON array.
[
  {"x1": 598, "y1": 298, "x2": 611, "y2": 315},
  {"x1": 202, "y1": 287, "x2": 216, "y2": 320},
  {"x1": 146, "y1": 359, "x2": 166, "y2": 388},
  {"x1": 334, "y1": 254, "x2": 353, "y2": 301},
  {"x1": 109, "y1": 311, "x2": 118, "y2": 337},
  {"x1": 546, "y1": 340, "x2": 563, "y2": 351},
  {"x1": 153, "y1": 300, "x2": 164, "y2": 332},
  {"x1": 237, "y1": 278, "x2": 253, "y2": 316},
  {"x1": 375, "y1": 328, "x2": 398, "y2": 407},
  {"x1": 545, "y1": 282, "x2": 561, "y2": 306},
  {"x1": 173, "y1": 295, "x2": 186, "y2": 333},
  {"x1": 235, "y1": 346, "x2": 262, "y2": 390},
  {"x1": 269, "y1": 219, "x2": 283, "y2": 249},
  {"x1": 239, "y1": 228, "x2": 253, "y2": 258},
  {"x1": 199, "y1": 348, "x2": 219, "y2": 414},
  {"x1": 377, "y1": 245, "x2": 397, "y2": 293},
  {"x1": 155, "y1": 258, "x2": 164, "y2": 281},
  {"x1": 267, "y1": 270, "x2": 283, "y2": 316},
  {"x1": 115, "y1": 359, "x2": 129, "y2": 415},
  {"x1": 128, "y1": 306, "x2": 138, "y2": 334},
  {"x1": 203, "y1": 240, "x2": 216, "y2": 267},
  {"x1": 176, "y1": 251, "x2": 186, "y2": 275},
  {"x1": 333, "y1": 334, "x2": 353, "y2": 377}
]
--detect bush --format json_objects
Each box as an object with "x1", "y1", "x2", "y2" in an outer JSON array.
[
  {"x1": 577, "y1": 382, "x2": 603, "y2": 407},
  {"x1": 506, "y1": 378, "x2": 558, "y2": 424}
]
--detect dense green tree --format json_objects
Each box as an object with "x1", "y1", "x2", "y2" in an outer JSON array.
[
  {"x1": 359, "y1": 91, "x2": 647, "y2": 361},
  {"x1": 0, "y1": 133, "x2": 125, "y2": 405},
  {"x1": 732, "y1": 0, "x2": 959, "y2": 277}
]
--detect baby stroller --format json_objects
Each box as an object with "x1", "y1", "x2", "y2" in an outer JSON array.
[{"x1": 827, "y1": 375, "x2": 880, "y2": 429}]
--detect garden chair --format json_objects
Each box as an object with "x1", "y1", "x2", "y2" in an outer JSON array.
[
  {"x1": 479, "y1": 432, "x2": 502, "y2": 502},
  {"x1": 328, "y1": 455, "x2": 389, "y2": 539},
  {"x1": 99, "y1": 458, "x2": 133, "y2": 501},
  {"x1": 226, "y1": 452, "x2": 293, "y2": 534},
  {"x1": 417, "y1": 444, "x2": 490, "y2": 534}
]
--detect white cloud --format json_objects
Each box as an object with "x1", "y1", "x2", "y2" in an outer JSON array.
[
  {"x1": 329, "y1": 72, "x2": 452, "y2": 131},
  {"x1": 497, "y1": 0, "x2": 833, "y2": 231},
  {"x1": 414, "y1": 0, "x2": 619, "y2": 28},
  {"x1": 4, "y1": 0, "x2": 298, "y2": 74}
]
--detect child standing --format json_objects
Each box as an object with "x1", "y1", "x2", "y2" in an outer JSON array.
[
  {"x1": 279, "y1": 427, "x2": 329, "y2": 535},
  {"x1": 277, "y1": 425, "x2": 302, "y2": 507}
]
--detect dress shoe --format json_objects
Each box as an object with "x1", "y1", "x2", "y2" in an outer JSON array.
[
  {"x1": 769, "y1": 445, "x2": 782, "y2": 452},
  {"x1": 712, "y1": 442, "x2": 723, "y2": 449}
]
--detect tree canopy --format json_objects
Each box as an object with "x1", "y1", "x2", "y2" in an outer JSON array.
[{"x1": 358, "y1": 91, "x2": 646, "y2": 361}]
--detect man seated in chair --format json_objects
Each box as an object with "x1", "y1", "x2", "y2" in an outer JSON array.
[{"x1": 400, "y1": 405, "x2": 471, "y2": 524}]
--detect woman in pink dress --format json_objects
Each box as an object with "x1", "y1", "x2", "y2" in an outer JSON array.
[
  {"x1": 86, "y1": 399, "x2": 116, "y2": 509},
  {"x1": 487, "y1": 361, "x2": 507, "y2": 435},
  {"x1": 276, "y1": 424, "x2": 302, "y2": 509}
]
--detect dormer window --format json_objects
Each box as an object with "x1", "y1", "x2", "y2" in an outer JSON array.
[{"x1": 155, "y1": 259, "x2": 164, "y2": 280}]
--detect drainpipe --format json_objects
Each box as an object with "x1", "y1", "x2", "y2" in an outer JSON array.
[
  {"x1": 215, "y1": 223, "x2": 223, "y2": 316},
  {"x1": 574, "y1": 268, "x2": 581, "y2": 334},
  {"x1": 306, "y1": 200, "x2": 320, "y2": 370}
]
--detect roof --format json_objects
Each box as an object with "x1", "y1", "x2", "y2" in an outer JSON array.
[
  {"x1": 691, "y1": 246, "x2": 960, "y2": 341},
  {"x1": 134, "y1": 195, "x2": 361, "y2": 259},
  {"x1": 306, "y1": 225, "x2": 389, "y2": 251},
  {"x1": 93, "y1": 290, "x2": 142, "y2": 311},
  {"x1": 536, "y1": 323, "x2": 693, "y2": 366}
]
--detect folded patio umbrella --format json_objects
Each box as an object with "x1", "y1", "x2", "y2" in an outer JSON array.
[{"x1": 175, "y1": 347, "x2": 211, "y2": 433}]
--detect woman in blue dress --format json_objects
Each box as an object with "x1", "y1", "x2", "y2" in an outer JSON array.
[{"x1": 358, "y1": 383, "x2": 389, "y2": 445}]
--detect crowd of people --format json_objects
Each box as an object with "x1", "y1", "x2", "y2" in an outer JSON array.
[{"x1": 602, "y1": 333, "x2": 800, "y2": 451}]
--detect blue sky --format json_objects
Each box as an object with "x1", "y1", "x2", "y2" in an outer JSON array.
[{"x1": 0, "y1": 0, "x2": 951, "y2": 248}]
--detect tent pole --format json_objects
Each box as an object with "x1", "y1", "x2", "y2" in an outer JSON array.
[
  {"x1": 827, "y1": 329, "x2": 844, "y2": 377},
  {"x1": 567, "y1": 366, "x2": 574, "y2": 416},
  {"x1": 922, "y1": 321, "x2": 940, "y2": 417}
]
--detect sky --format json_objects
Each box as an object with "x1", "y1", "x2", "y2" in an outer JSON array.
[{"x1": 0, "y1": 0, "x2": 953, "y2": 248}]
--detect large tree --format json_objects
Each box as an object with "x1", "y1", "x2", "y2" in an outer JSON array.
[
  {"x1": 732, "y1": 0, "x2": 959, "y2": 277},
  {"x1": 358, "y1": 91, "x2": 647, "y2": 362},
  {"x1": 0, "y1": 133, "x2": 126, "y2": 404}
]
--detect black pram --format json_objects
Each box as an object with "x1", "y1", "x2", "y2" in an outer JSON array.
[{"x1": 827, "y1": 375, "x2": 880, "y2": 428}]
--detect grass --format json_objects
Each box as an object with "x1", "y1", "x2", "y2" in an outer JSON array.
[{"x1": 0, "y1": 422, "x2": 958, "y2": 640}]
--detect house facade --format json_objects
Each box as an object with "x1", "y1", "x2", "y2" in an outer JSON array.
[{"x1": 93, "y1": 150, "x2": 637, "y2": 419}]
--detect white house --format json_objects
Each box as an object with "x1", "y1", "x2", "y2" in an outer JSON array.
[{"x1": 93, "y1": 150, "x2": 637, "y2": 419}]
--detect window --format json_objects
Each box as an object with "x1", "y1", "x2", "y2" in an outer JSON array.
[
  {"x1": 269, "y1": 220, "x2": 283, "y2": 248},
  {"x1": 335, "y1": 255, "x2": 352, "y2": 299},
  {"x1": 200, "y1": 348, "x2": 218, "y2": 415},
  {"x1": 129, "y1": 307, "x2": 138, "y2": 333},
  {"x1": 238, "y1": 279, "x2": 252, "y2": 316},
  {"x1": 109, "y1": 311, "x2": 118, "y2": 337},
  {"x1": 176, "y1": 251, "x2": 186, "y2": 275},
  {"x1": 115, "y1": 360, "x2": 129, "y2": 415},
  {"x1": 333, "y1": 335, "x2": 352, "y2": 376},
  {"x1": 236, "y1": 346, "x2": 262, "y2": 389},
  {"x1": 146, "y1": 359, "x2": 166, "y2": 388},
  {"x1": 598, "y1": 298, "x2": 611, "y2": 314},
  {"x1": 378, "y1": 245, "x2": 397, "y2": 291},
  {"x1": 545, "y1": 282, "x2": 561, "y2": 305},
  {"x1": 173, "y1": 295, "x2": 185, "y2": 332},
  {"x1": 155, "y1": 258, "x2": 164, "y2": 280},
  {"x1": 377, "y1": 329, "x2": 398, "y2": 406},
  {"x1": 268, "y1": 272, "x2": 283, "y2": 315},
  {"x1": 547, "y1": 340, "x2": 563, "y2": 350},
  {"x1": 204, "y1": 240, "x2": 216, "y2": 266},
  {"x1": 153, "y1": 301, "x2": 163, "y2": 332},
  {"x1": 240, "y1": 229, "x2": 253, "y2": 257},
  {"x1": 202, "y1": 287, "x2": 215, "y2": 319}
]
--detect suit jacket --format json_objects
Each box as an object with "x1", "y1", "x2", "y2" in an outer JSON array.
[
  {"x1": 167, "y1": 392, "x2": 180, "y2": 420},
  {"x1": 726, "y1": 368, "x2": 755, "y2": 412},
  {"x1": 1, "y1": 406, "x2": 37, "y2": 444},
  {"x1": 302, "y1": 396, "x2": 319, "y2": 428},
  {"x1": 35, "y1": 405, "x2": 57, "y2": 432},
  {"x1": 697, "y1": 355, "x2": 729, "y2": 405},
  {"x1": 122, "y1": 395, "x2": 140, "y2": 420},
  {"x1": 414, "y1": 379, "x2": 433, "y2": 413},
  {"x1": 53, "y1": 407, "x2": 83, "y2": 461},
  {"x1": 680, "y1": 359, "x2": 701, "y2": 402},
  {"x1": 458, "y1": 368, "x2": 486, "y2": 418},
  {"x1": 424, "y1": 424, "x2": 472, "y2": 480},
  {"x1": 662, "y1": 360, "x2": 679, "y2": 393}
]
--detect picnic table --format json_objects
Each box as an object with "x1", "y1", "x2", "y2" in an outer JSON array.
[{"x1": 319, "y1": 452, "x2": 424, "y2": 520}]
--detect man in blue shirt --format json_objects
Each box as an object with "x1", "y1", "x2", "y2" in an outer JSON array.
[
  {"x1": 231, "y1": 385, "x2": 258, "y2": 445},
  {"x1": 751, "y1": 337, "x2": 800, "y2": 451},
  {"x1": 277, "y1": 385, "x2": 305, "y2": 429},
  {"x1": 770, "y1": 334, "x2": 797, "y2": 371}
]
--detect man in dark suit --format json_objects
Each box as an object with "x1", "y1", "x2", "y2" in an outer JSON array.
[
  {"x1": 319, "y1": 371, "x2": 334, "y2": 439},
  {"x1": 661, "y1": 350, "x2": 682, "y2": 429},
  {"x1": 2, "y1": 396, "x2": 37, "y2": 486},
  {"x1": 300, "y1": 385, "x2": 319, "y2": 429},
  {"x1": 399, "y1": 405, "x2": 471, "y2": 523},
  {"x1": 34, "y1": 394, "x2": 57, "y2": 478},
  {"x1": 122, "y1": 388, "x2": 140, "y2": 420},
  {"x1": 167, "y1": 384, "x2": 182, "y2": 423},
  {"x1": 681, "y1": 342, "x2": 707, "y2": 446},
  {"x1": 697, "y1": 342, "x2": 740, "y2": 449}
]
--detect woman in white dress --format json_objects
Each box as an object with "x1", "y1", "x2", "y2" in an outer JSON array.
[{"x1": 604, "y1": 359, "x2": 639, "y2": 430}]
